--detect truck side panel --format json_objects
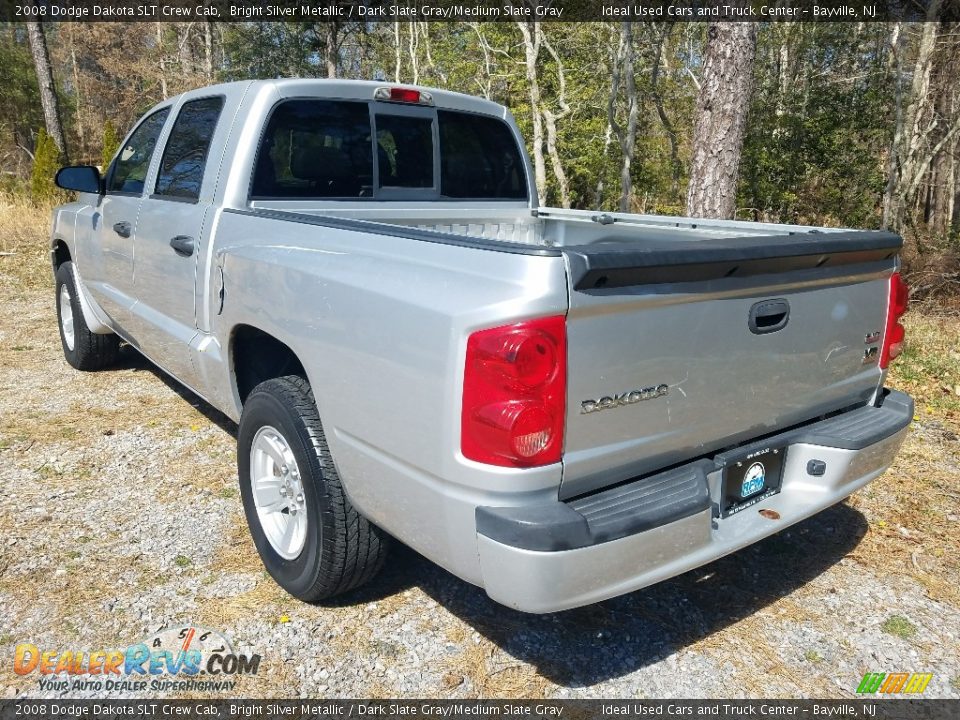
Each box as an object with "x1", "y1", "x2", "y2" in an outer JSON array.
[{"x1": 209, "y1": 210, "x2": 569, "y2": 581}]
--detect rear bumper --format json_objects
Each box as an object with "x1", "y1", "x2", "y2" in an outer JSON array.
[{"x1": 476, "y1": 389, "x2": 913, "y2": 613}]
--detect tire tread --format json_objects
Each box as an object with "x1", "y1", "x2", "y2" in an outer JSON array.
[
  {"x1": 56, "y1": 262, "x2": 120, "y2": 371},
  {"x1": 248, "y1": 375, "x2": 387, "y2": 600}
]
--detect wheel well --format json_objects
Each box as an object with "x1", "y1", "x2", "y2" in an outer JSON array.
[
  {"x1": 52, "y1": 240, "x2": 71, "y2": 270},
  {"x1": 231, "y1": 325, "x2": 306, "y2": 405}
]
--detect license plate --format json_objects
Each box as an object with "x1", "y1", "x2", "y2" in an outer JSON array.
[{"x1": 721, "y1": 446, "x2": 785, "y2": 517}]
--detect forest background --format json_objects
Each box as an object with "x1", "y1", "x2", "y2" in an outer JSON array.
[{"x1": 2, "y1": 16, "x2": 959, "y2": 304}]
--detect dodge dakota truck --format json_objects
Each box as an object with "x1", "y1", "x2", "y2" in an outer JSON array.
[{"x1": 50, "y1": 79, "x2": 912, "y2": 613}]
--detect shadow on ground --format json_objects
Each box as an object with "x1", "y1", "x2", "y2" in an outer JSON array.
[
  {"x1": 126, "y1": 345, "x2": 869, "y2": 687},
  {"x1": 353, "y1": 503, "x2": 869, "y2": 688},
  {"x1": 116, "y1": 345, "x2": 236, "y2": 435}
]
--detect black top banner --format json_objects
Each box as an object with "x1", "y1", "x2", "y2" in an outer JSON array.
[{"x1": 0, "y1": 0, "x2": 956, "y2": 23}]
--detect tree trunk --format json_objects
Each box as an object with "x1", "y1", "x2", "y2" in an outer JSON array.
[
  {"x1": 539, "y1": 27, "x2": 571, "y2": 208},
  {"x1": 928, "y1": 81, "x2": 956, "y2": 236},
  {"x1": 323, "y1": 23, "x2": 338, "y2": 79},
  {"x1": 156, "y1": 23, "x2": 169, "y2": 99},
  {"x1": 26, "y1": 20, "x2": 68, "y2": 160},
  {"x1": 469, "y1": 23, "x2": 493, "y2": 99},
  {"x1": 517, "y1": 21, "x2": 547, "y2": 205},
  {"x1": 894, "y1": 7, "x2": 940, "y2": 230},
  {"x1": 648, "y1": 25, "x2": 682, "y2": 198},
  {"x1": 594, "y1": 120, "x2": 613, "y2": 208},
  {"x1": 393, "y1": 22, "x2": 402, "y2": 82},
  {"x1": 69, "y1": 25, "x2": 84, "y2": 153},
  {"x1": 203, "y1": 20, "x2": 214, "y2": 80},
  {"x1": 881, "y1": 22, "x2": 904, "y2": 230},
  {"x1": 178, "y1": 24, "x2": 195, "y2": 75},
  {"x1": 609, "y1": 22, "x2": 639, "y2": 213},
  {"x1": 686, "y1": 22, "x2": 758, "y2": 219},
  {"x1": 408, "y1": 22, "x2": 419, "y2": 84}
]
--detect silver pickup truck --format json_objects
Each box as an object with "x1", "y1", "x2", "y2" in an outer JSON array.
[{"x1": 51, "y1": 79, "x2": 912, "y2": 613}]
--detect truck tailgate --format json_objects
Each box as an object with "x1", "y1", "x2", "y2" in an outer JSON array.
[{"x1": 559, "y1": 230, "x2": 902, "y2": 499}]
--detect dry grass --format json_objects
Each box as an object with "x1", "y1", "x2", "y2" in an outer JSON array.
[
  {"x1": 894, "y1": 312, "x2": 960, "y2": 416},
  {"x1": 851, "y1": 311, "x2": 960, "y2": 607},
  {"x1": 0, "y1": 194, "x2": 55, "y2": 292}
]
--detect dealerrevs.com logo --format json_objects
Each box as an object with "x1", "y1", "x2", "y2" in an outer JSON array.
[{"x1": 13, "y1": 625, "x2": 261, "y2": 693}]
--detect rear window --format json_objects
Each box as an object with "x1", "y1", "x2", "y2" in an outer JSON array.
[
  {"x1": 375, "y1": 114, "x2": 434, "y2": 189},
  {"x1": 251, "y1": 100, "x2": 527, "y2": 201},
  {"x1": 438, "y1": 110, "x2": 526, "y2": 199},
  {"x1": 252, "y1": 100, "x2": 373, "y2": 199}
]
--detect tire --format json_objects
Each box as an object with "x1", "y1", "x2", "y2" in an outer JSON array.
[
  {"x1": 55, "y1": 261, "x2": 120, "y2": 371},
  {"x1": 237, "y1": 375, "x2": 388, "y2": 601}
]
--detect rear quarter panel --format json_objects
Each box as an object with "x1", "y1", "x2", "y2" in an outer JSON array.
[{"x1": 211, "y1": 211, "x2": 569, "y2": 580}]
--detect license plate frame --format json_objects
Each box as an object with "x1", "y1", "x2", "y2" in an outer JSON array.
[{"x1": 720, "y1": 446, "x2": 785, "y2": 518}]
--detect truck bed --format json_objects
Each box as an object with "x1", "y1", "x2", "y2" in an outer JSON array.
[{"x1": 232, "y1": 204, "x2": 901, "y2": 499}]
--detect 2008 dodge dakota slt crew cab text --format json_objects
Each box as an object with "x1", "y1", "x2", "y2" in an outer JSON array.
[{"x1": 50, "y1": 79, "x2": 913, "y2": 613}]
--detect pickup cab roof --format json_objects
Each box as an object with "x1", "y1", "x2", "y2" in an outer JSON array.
[
  {"x1": 128, "y1": 78, "x2": 532, "y2": 210},
  {"x1": 163, "y1": 78, "x2": 513, "y2": 120}
]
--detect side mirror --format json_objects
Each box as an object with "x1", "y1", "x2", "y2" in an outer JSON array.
[{"x1": 54, "y1": 165, "x2": 103, "y2": 194}]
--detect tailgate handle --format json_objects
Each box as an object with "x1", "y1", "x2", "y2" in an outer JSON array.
[{"x1": 749, "y1": 299, "x2": 790, "y2": 334}]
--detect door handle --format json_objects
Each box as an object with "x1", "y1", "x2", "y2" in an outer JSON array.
[
  {"x1": 169, "y1": 235, "x2": 196, "y2": 257},
  {"x1": 748, "y1": 299, "x2": 790, "y2": 335},
  {"x1": 113, "y1": 221, "x2": 131, "y2": 238}
]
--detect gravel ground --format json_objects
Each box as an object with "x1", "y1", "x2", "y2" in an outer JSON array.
[{"x1": 1, "y1": 285, "x2": 958, "y2": 700}]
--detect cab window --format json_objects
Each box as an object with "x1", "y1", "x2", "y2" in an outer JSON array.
[
  {"x1": 155, "y1": 97, "x2": 225, "y2": 201},
  {"x1": 251, "y1": 100, "x2": 373, "y2": 199},
  {"x1": 107, "y1": 108, "x2": 170, "y2": 195}
]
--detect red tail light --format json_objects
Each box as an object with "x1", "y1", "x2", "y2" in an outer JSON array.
[
  {"x1": 461, "y1": 316, "x2": 566, "y2": 467},
  {"x1": 880, "y1": 272, "x2": 909, "y2": 369}
]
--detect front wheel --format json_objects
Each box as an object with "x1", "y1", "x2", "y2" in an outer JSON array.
[
  {"x1": 55, "y1": 261, "x2": 120, "y2": 370},
  {"x1": 237, "y1": 375, "x2": 388, "y2": 601}
]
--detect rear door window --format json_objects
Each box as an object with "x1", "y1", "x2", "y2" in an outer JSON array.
[{"x1": 154, "y1": 96, "x2": 225, "y2": 201}]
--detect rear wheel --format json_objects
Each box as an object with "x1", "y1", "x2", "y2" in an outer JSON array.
[
  {"x1": 55, "y1": 261, "x2": 120, "y2": 370},
  {"x1": 237, "y1": 375, "x2": 388, "y2": 601}
]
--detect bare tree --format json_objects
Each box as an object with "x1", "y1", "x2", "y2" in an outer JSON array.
[
  {"x1": 322, "y1": 23, "x2": 340, "y2": 78},
  {"x1": 26, "y1": 20, "x2": 68, "y2": 160},
  {"x1": 888, "y1": 3, "x2": 960, "y2": 237},
  {"x1": 609, "y1": 22, "x2": 640, "y2": 212},
  {"x1": 469, "y1": 23, "x2": 494, "y2": 99},
  {"x1": 538, "y1": 26, "x2": 571, "y2": 208},
  {"x1": 686, "y1": 22, "x2": 758, "y2": 219},
  {"x1": 647, "y1": 25, "x2": 682, "y2": 197},
  {"x1": 516, "y1": 20, "x2": 547, "y2": 205},
  {"x1": 882, "y1": 22, "x2": 905, "y2": 229},
  {"x1": 68, "y1": 25, "x2": 84, "y2": 151},
  {"x1": 203, "y1": 20, "x2": 214, "y2": 80},
  {"x1": 393, "y1": 22, "x2": 402, "y2": 82},
  {"x1": 178, "y1": 24, "x2": 196, "y2": 76},
  {"x1": 156, "y1": 22, "x2": 169, "y2": 99}
]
